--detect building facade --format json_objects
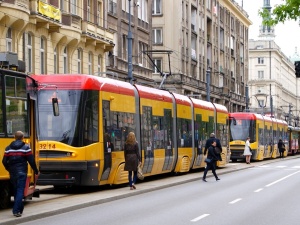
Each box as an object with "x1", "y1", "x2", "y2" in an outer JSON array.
[
  {"x1": 106, "y1": 0, "x2": 153, "y2": 83},
  {"x1": 0, "y1": 0, "x2": 114, "y2": 75},
  {"x1": 248, "y1": 40, "x2": 300, "y2": 124},
  {"x1": 151, "y1": 0, "x2": 252, "y2": 112}
]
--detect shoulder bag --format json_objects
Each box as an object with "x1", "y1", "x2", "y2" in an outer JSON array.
[
  {"x1": 137, "y1": 164, "x2": 144, "y2": 180},
  {"x1": 205, "y1": 158, "x2": 212, "y2": 163}
]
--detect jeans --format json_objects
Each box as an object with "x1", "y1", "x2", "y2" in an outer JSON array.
[
  {"x1": 128, "y1": 171, "x2": 137, "y2": 187},
  {"x1": 10, "y1": 171, "x2": 27, "y2": 214}
]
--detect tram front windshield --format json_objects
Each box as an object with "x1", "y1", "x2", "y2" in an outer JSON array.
[
  {"x1": 37, "y1": 89, "x2": 99, "y2": 147},
  {"x1": 230, "y1": 119, "x2": 254, "y2": 141}
]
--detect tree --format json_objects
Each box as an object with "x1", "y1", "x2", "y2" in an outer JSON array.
[{"x1": 259, "y1": 0, "x2": 300, "y2": 26}]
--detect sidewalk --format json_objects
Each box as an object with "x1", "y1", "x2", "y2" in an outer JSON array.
[{"x1": 0, "y1": 158, "x2": 295, "y2": 225}]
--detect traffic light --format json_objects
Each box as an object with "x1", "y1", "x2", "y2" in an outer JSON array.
[{"x1": 295, "y1": 61, "x2": 300, "y2": 78}]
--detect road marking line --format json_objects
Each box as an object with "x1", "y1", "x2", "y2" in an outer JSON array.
[
  {"x1": 258, "y1": 165, "x2": 270, "y2": 168},
  {"x1": 265, "y1": 170, "x2": 300, "y2": 187},
  {"x1": 229, "y1": 198, "x2": 242, "y2": 204},
  {"x1": 276, "y1": 166, "x2": 287, "y2": 168},
  {"x1": 191, "y1": 214, "x2": 210, "y2": 222},
  {"x1": 254, "y1": 188, "x2": 263, "y2": 192},
  {"x1": 292, "y1": 166, "x2": 300, "y2": 168}
]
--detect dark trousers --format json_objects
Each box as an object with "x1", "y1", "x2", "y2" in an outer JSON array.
[
  {"x1": 279, "y1": 151, "x2": 284, "y2": 158},
  {"x1": 203, "y1": 161, "x2": 218, "y2": 179},
  {"x1": 128, "y1": 171, "x2": 137, "y2": 187},
  {"x1": 10, "y1": 171, "x2": 27, "y2": 214}
]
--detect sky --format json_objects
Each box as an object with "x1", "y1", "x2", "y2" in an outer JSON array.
[{"x1": 237, "y1": 0, "x2": 300, "y2": 58}]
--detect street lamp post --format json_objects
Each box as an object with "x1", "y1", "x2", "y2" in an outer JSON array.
[{"x1": 127, "y1": 0, "x2": 133, "y2": 84}]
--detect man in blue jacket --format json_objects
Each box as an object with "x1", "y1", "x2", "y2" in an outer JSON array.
[{"x1": 2, "y1": 131, "x2": 39, "y2": 217}]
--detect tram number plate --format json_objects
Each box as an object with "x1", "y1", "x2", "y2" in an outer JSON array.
[{"x1": 39, "y1": 143, "x2": 56, "y2": 149}]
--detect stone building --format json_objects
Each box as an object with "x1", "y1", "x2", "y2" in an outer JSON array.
[
  {"x1": 0, "y1": 0, "x2": 114, "y2": 75},
  {"x1": 106, "y1": 0, "x2": 153, "y2": 83},
  {"x1": 248, "y1": 40, "x2": 299, "y2": 124},
  {"x1": 151, "y1": 0, "x2": 252, "y2": 112},
  {"x1": 248, "y1": 0, "x2": 300, "y2": 125}
]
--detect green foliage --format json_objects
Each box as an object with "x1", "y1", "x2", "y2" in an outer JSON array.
[{"x1": 259, "y1": 0, "x2": 300, "y2": 26}]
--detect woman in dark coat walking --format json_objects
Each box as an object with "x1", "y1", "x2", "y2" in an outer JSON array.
[
  {"x1": 124, "y1": 132, "x2": 141, "y2": 190},
  {"x1": 202, "y1": 140, "x2": 220, "y2": 182}
]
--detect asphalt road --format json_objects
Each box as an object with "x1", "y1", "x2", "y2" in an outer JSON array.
[{"x1": 13, "y1": 157, "x2": 300, "y2": 225}]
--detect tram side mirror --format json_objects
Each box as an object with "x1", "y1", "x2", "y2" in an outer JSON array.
[{"x1": 52, "y1": 98, "x2": 59, "y2": 116}]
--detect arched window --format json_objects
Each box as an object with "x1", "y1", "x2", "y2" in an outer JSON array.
[
  {"x1": 54, "y1": 47, "x2": 58, "y2": 73},
  {"x1": 40, "y1": 37, "x2": 47, "y2": 74},
  {"x1": 63, "y1": 47, "x2": 68, "y2": 74},
  {"x1": 97, "y1": 54, "x2": 102, "y2": 74},
  {"x1": 6, "y1": 28, "x2": 12, "y2": 52},
  {"x1": 88, "y1": 52, "x2": 93, "y2": 75},
  {"x1": 25, "y1": 33, "x2": 33, "y2": 73},
  {"x1": 77, "y1": 48, "x2": 82, "y2": 73}
]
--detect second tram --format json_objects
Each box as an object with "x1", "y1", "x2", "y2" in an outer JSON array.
[{"x1": 229, "y1": 112, "x2": 288, "y2": 162}]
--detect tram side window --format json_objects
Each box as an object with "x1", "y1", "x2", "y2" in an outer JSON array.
[
  {"x1": 0, "y1": 77, "x2": 3, "y2": 134},
  {"x1": 141, "y1": 106, "x2": 153, "y2": 155},
  {"x1": 83, "y1": 91, "x2": 99, "y2": 146},
  {"x1": 5, "y1": 76, "x2": 28, "y2": 136},
  {"x1": 195, "y1": 114, "x2": 205, "y2": 151},
  {"x1": 177, "y1": 118, "x2": 192, "y2": 147},
  {"x1": 106, "y1": 108, "x2": 135, "y2": 151},
  {"x1": 163, "y1": 109, "x2": 172, "y2": 149},
  {"x1": 152, "y1": 116, "x2": 165, "y2": 149},
  {"x1": 217, "y1": 123, "x2": 227, "y2": 147},
  {"x1": 208, "y1": 116, "x2": 214, "y2": 135}
]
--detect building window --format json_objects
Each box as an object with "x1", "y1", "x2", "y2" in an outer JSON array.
[
  {"x1": 88, "y1": 52, "x2": 93, "y2": 75},
  {"x1": 153, "y1": 59, "x2": 162, "y2": 73},
  {"x1": 122, "y1": 34, "x2": 128, "y2": 60},
  {"x1": 87, "y1": 0, "x2": 91, "y2": 22},
  {"x1": 258, "y1": 71, "x2": 264, "y2": 79},
  {"x1": 63, "y1": 47, "x2": 68, "y2": 74},
  {"x1": 97, "y1": 55, "x2": 102, "y2": 74},
  {"x1": 152, "y1": 28, "x2": 162, "y2": 44},
  {"x1": 6, "y1": 28, "x2": 12, "y2": 52},
  {"x1": 108, "y1": 0, "x2": 117, "y2": 15},
  {"x1": 258, "y1": 100, "x2": 265, "y2": 108},
  {"x1": 77, "y1": 48, "x2": 82, "y2": 73},
  {"x1": 97, "y1": 1, "x2": 103, "y2": 25},
  {"x1": 54, "y1": 47, "x2": 58, "y2": 73},
  {"x1": 152, "y1": 0, "x2": 161, "y2": 15},
  {"x1": 258, "y1": 57, "x2": 264, "y2": 64},
  {"x1": 40, "y1": 37, "x2": 46, "y2": 74},
  {"x1": 26, "y1": 33, "x2": 33, "y2": 73},
  {"x1": 139, "y1": 42, "x2": 148, "y2": 67},
  {"x1": 70, "y1": 0, "x2": 77, "y2": 15},
  {"x1": 138, "y1": 0, "x2": 148, "y2": 22}
]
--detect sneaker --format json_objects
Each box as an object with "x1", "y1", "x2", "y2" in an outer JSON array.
[
  {"x1": 216, "y1": 178, "x2": 220, "y2": 181},
  {"x1": 202, "y1": 178, "x2": 207, "y2": 182},
  {"x1": 13, "y1": 213, "x2": 22, "y2": 217}
]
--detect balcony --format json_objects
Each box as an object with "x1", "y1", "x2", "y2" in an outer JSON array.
[
  {"x1": 31, "y1": 1, "x2": 62, "y2": 33},
  {"x1": 82, "y1": 21, "x2": 114, "y2": 51}
]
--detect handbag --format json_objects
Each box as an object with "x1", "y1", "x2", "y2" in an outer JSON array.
[
  {"x1": 205, "y1": 158, "x2": 212, "y2": 163},
  {"x1": 137, "y1": 164, "x2": 144, "y2": 180},
  {"x1": 214, "y1": 146, "x2": 222, "y2": 154}
]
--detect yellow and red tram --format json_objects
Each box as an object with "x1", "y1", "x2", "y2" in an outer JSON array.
[
  {"x1": 33, "y1": 74, "x2": 229, "y2": 187},
  {"x1": 229, "y1": 112, "x2": 288, "y2": 161},
  {"x1": 0, "y1": 69, "x2": 39, "y2": 208}
]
